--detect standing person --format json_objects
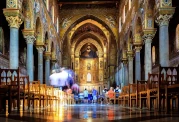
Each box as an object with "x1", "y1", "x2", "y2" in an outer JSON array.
[
  {"x1": 92, "y1": 87, "x2": 98, "y2": 103},
  {"x1": 83, "y1": 88, "x2": 88, "y2": 103}
]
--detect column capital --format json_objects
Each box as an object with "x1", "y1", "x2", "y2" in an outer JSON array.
[
  {"x1": 127, "y1": 51, "x2": 134, "y2": 61},
  {"x1": 24, "y1": 35, "x2": 36, "y2": 44},
  {"x1": 135, "y1": 46, "x2": 142, "y2": 52},
  {"x1": 128, "y1": 56, "x2": 134, "y2": 61},
  {"x1": 22, "y1": 29, "x2": 35, "y2": 41},
  {"x1": 3, "y1": 9, "x2": 23, "y2": 28},
  {"x1": 155, "y1": 14, "x2": 173, "y2": 26},
  {"x1": 36, "y1": 46, "x2": 45, "y2": 53},
  {"x1": 133, "y1": 33, "x2": 143, "y2": 46},
  {"x1": 122, "y1": 59, "x2": 128, "y2": 64},
  {"x1": 142, "y1": 29, "x2": 157, "y2": 42},
  {"x1": 51, "y1": 59, "x2": 57, "y2": 63},
  {"x1": 44, "y1": 52, "x2": 51, "y2": 60}
]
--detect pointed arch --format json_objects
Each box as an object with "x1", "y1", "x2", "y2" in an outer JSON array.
[
  {"x1": 57, "y1": 17, "x2": 59, "y2": 33},
  {"x1": 51, "y1": 6, "x2": 54, "y2": 23},
  {"x1": 51, "y1": 41, "x2": 56, "y2": 59},
  {"x1": 35, "y1": 17, "x2": 43, "y2": 43},
  {"x1": 44, "y1": 32, "x2": 49, "y2": 52},
  {"x1": 72, "y1": 31, "x2": 105, "y2": 50},
  {"x1": 176, "y1": 24, "x2": 179, "y2": 51},
  {"x1": 62, "y1": 15, "x2": 116, "y2": 45},
  {"x1": 75, "y1": 38, "x2": 103, "y2": 57}
]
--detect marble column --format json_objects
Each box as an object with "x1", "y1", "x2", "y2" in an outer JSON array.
[
  {"x1": 135, "y1": 47, "x2": 142, "y2": 82},
  {"x1": 145, "y1": 38, "x2": 152, "y2": 80},
  {"x1": 143, "y1": 32, "x2": 156, "y2": 80},
  {"x1": 121, "y1": 63, "x2": 124, "y2": 88},
  {"x1": 37, "y1": 47, "x2": 45, "y2": 84},
  {"x1": 45, "y1": 56, "x2": 50, "y2": 86},
  {"x1": 156, "y1": 14, "x2": 173, "y2": 67},
  {"x1": 25, "y1": 36, "x2": 35, "y2": 82},
  {"x1": 124, "y1": 63, "x2": 128, "y2": 86},
  {"x1": 10, "y1": 28, "x2": 19, "y2": 69},
  {"x1": 3, "y1": 15, "x2": 23, "y2": 69},
  {"x1": 128, "y1": 56, "x2": 133, "y2": 84}
]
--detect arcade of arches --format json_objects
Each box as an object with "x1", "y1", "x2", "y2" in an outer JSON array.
[{"x1": 1, "y1": 0, "x2": 179, "y2": 121}]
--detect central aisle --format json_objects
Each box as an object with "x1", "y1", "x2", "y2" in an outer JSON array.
[{"x1": 0, "y1": 104, "x2": 179, "y2": 122}]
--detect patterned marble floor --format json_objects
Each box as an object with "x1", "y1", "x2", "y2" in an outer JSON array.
[{"x1": 0, "y1": 104, "x2": 178, "y2": 122}]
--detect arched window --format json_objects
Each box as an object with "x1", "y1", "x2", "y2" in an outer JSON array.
[
  {"x1": 152, "y1": 46, "x2": 156, "y2": 65},
  {"x1": 50, "y1": 6, "x2": 54, "y2": 23},
  {"x1": 87, "y1": 73, "x2": 91, "y2": 82},
  {"x1": 123, "y1": 6, "x2": 125, "y2": 23},
  {"x1": 57, "y1": 17, "x2": 59, "y2": 33},
  {"x1": 119, "y1": 17, "x2": 121, "y2": 33},
  {"x1": 176, "y1": 24, "x2": 179, "y2": 51},
  {"x1": 129, "y1": 0, "x2": 131, "y2": 10}
]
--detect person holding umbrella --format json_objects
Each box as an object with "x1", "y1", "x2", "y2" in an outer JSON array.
[{"x1": 57, "y1": 67, "x2": 69, "y2": 90}]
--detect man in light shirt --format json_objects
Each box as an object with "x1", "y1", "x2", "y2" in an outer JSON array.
[{"x1": 83, "y1": 88, "x2": 88, "y2": 103}]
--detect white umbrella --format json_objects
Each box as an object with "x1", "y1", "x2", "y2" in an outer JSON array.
[
  {"x1": 49, "y1": 73, "x2": 59, "y2": 86},
  {"x1": 57, "y1": 70, "x2": 69, "y2": 87}
]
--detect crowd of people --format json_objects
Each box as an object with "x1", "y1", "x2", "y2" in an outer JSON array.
[
  {"x1": 49, "y1": 68, "x2": 122, "y2": 105},
  {"x1": 102, "y1": 86, "x2": 121, "y2": 104},
  {"x1": 76, "y1": 86, "x2": 121, "y2": 104}
]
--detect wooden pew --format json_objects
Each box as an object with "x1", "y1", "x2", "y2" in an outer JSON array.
[
  {"x1": 0, "y1": 68, "x2": 23, "y2": 113},
  {"x1": 53, "y1": 88, "x2": 59, "y2": 106},
  {"x1": 129, "y1": 84, "x2": 137, "y2": 108},
  {"x1": 118, "y1": 86, "x2": 129, "y2": 106},
  {"x1": 161, "y1": 66, "x2": 179, "y2": 113},
  {"x1": 46, "y1": 86, "x2": 54, "y2": 107},
  {"x1": 28, "y1": 81, "x2": 40, "y2": 108},
  {"x1": 137, "y1": 80, "x2": 148, "y2": 109},
  {"x1": 147, "y1": 73, "x2": 165, "y2": 111},
  {"x1": 39, "y1": 84, "x2": 47, "y2": 109},
  {"x1": 14, "y1": 76, "x2": 29, "y2": 111}
]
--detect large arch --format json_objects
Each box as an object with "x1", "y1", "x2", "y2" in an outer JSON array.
[
  {"x1": 62, "y1": 15, "x2": 116, "y2": 45},
  {"x1": 69, "y1": 20, "x2": 108, "y2": 41},
  {"x1": 72, "y1": 31, "x2": 106, "y2": 50},
  {"x1": 75, "y1": 38, "x2": 103, "y2": 57}
]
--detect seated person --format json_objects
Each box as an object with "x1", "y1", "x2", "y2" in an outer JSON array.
[
  {"x1": 114, "y1": 85, "x2": 121, "y2": 98},
  {"x1": 67, "y1": 88, "x2": 72, "y2": 94},
  {"x1": 106, "y1": 87, "x2": 115, "y2": 104}
]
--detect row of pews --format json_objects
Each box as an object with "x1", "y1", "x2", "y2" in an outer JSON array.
[
  {"x1": 0, "y1": 68, "x2": 75, "y2": 113},
  {"x1": 118, "y1": 65, "x2": 179, "y2": 113}
]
